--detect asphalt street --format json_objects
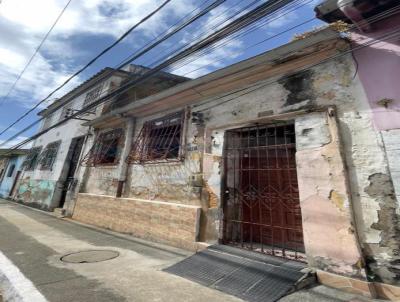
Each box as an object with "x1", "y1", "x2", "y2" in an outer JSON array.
[{"x1": 0, "y1": 200, "x2": 382, "y2": 302}]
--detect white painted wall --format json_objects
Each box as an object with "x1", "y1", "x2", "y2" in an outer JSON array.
[{"x1": 18, "y1": 75, "x2": 127, "y2": 209}]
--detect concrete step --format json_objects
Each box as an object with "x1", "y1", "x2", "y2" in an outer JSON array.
[{"x1": 53, "y1": 207, "x2": 66, "y2": 218}]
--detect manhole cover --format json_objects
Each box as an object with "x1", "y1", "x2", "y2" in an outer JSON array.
[{"x1": 60, "y1": 250, "x2": 119, "y2": 263}]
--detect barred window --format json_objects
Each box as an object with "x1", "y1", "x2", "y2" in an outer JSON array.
[
  {"x1": 39, "y1": 141, "x2": 61, "y2": 170},
  {"x1": 81, "y1": 129, "x2": 124, "y2": 166},
  {"x1": 127, "y1": 111, "x2": 184, "y2": 164},
  {"x1": 84, "y1": 84, "x2": 103, "y2": 106},
  {"x1": 23, "y1": 146, "x2": 42, "y2": 171}
]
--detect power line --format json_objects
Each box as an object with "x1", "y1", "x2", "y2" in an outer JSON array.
[
  {"x1": 0, "y1": 0, "x2": 230, "y2": 145},
  {"x1": 9, "y1": 28, "x2": 400, "y2": 151},
  {"x1": 182, "y1": 4, "x2": 400, "y2": 111},
  {"x1": 167, "y1": 0, "x2": 400, "y2": 76},
  {"x1": 0, "y1": 0, "x2": 174, "y2": 137},
  {"x1": 0, "y1": 0, "x2": 73, "y2": 107},
  {"x1": 5, "y1": 1, "x2": 398, "y2": 150},
  {"x1": 168, "y1": 0, "x2": 312, "y2": 74},
  {"x1": 194, "y1": 34, "x2": 400, "y2": 112},
  {"x1": 147, "y1": 0, "x2": 262, "y2": 68},
  {"x1": 3, "y1": 0, "x2": 298, "y2": 149}
]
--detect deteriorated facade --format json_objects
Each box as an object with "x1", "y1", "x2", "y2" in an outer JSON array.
[
  {"x1": 15, "y1": 65, "x2": 188, "y2": 211},
  {"x1": 0, "y1": 149, "x2": 28, "y2": 199},
  {"x1": 67, "y1": 17, "x2": 400, "y2": 299},
  {"x1": 14, "y1": 68, "x2": 130, "y2": 210}
]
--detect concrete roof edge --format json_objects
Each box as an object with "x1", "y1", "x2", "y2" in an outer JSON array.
[
  {"x1": 0, "y1": 149, "x2": 30, "y2": 157},
  {"x1": 86, "y1": 28, "x2": 342, "y2": 127},
  {"x1": 38, "y1": 68, "x2": 130, "y2": 116}
]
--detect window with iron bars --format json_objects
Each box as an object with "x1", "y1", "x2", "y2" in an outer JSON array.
[
  {"x1": 38, "y1": 141, "x2": 61, "y2": 170},
  {"x1": 84, "y1": 84, "x2": 104, "y2": 107},
  {"x1": 81, "y1": 128, "x2": 124, "y2": 166},
  {"x1": 127, "y1": 111, "x2": 185, "y2": 164},
  {"x1": 23, "y1": 146, "x2": 43, "y2": 171}
]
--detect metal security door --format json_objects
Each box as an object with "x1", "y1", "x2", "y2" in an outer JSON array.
[{"x1": 223, "y1": 123, "x2": 305, "y2": 261}]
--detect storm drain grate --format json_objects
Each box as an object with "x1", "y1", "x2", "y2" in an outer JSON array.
[
  {"x1": 60, "y1": 250, "x2": 119, "y2": 263},
  {"x1": 163, "y1": 245, "x2": 309, "y2": 302}
]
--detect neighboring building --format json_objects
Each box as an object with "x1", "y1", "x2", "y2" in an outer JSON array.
[
  {"x1": 315, "y1": 0, "x2": 400, "y2": 298},
  {"x1": 67, "y1": 8, "x2": 400, "y2": 301},
  {"x1": 15, "y1": 65, "x2": 188, "y2": 211},
  {"x1": 0, "y1": 149, "x2": 29, "y2": 199},
  {"x1": 15, "y1": 67, "x2": 130, "y2": 210}
]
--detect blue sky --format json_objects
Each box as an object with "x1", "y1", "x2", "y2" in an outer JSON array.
[{"x1": 0, "y1": 0, "x2": 323, "y2": 148}]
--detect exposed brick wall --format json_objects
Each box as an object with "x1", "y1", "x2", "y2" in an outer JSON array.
[{"x1": 72, "y1": 193, "x2": 201, "y2": 250}]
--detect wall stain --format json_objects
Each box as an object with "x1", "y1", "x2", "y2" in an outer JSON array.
[{"x1": 279, "y1": 70, "x2": 315, "y2": 106}]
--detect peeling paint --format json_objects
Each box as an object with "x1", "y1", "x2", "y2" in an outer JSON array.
[
  {"x1": 15, "y1": 178, "x2": 56, "y2": 210},
  {"x1": 364, "y1": 173, "x2": 400, "y2": 284},
  {"x1": 279, "y1": 70, "x2": 315, "y2": 106},
  {"x1": 329, "y1": 190, "x2": 345, "y2": 211}
]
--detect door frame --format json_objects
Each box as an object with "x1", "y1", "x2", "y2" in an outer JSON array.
[
  {"x1": 9, "y1": 170, "x2": 22, "y2": 198},
  {"x1": 220, "y1": 121, "x2": 306, "y2": 262},
  {"x1": 58, "y1": 135, "x2": 86, "y2": 208}
]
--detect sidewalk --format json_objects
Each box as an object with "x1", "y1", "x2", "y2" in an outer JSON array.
[{"x1": 0, "y1": 199, "x2": 383, "y2": 302}]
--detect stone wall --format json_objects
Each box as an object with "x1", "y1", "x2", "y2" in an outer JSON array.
[{"x1": 72, "y1": 193, "x2": 201, "y2": 250}]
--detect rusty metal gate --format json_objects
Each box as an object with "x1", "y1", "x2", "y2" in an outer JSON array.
[{"x1": 223, "y1": 123, "x2": 305, "y2": 262}]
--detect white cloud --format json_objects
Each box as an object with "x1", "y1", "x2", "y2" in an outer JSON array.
[
  {"x1": 0, "y1": 0, "x2": 302, "y2": 109},
  {"x1": 170, "y1": 38, "x2": 244, "y2": 78},
  {"x1": 0, "y1": 0, "x2": 197, "y2": 108}
]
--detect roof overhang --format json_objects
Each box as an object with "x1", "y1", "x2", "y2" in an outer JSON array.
[
  {"x1": 86, "y1": 28, "x2": 345, "y2": 129},
  {"x1": 0, "y1": 149, "x2": 29, "y2": 158}
]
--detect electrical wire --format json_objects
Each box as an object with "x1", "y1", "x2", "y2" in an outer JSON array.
[
  {"x1": 0, "y1": 0, "x2": 73, "y2": 107},
  {"x1": 2, "y1": 0, "x2": 397, "y2": 143},
  {"x1": 194, "y1": 31, "x2": 400, "y2": 112},
  {"x1": 77, "y1": 0, "x2": 399, "y2": 111},
  {"x1": 2, "y1": 0, "x2": 299, "y2": 149},
  {"x1": 3, "y1": 1, "x2": 400, "y2": 150},
  {"x1": 9, "y1": 28, "x2": 400, "y2": 151},
  {"x1": 168, "y1": 0, "x2": 312, "y2": 74},
  {"x1": 147, "y1": 0, "x2": 262, "y2": 68},
  {"x1": 0, "y1": 0, "x2": 174, "y2": 137},
  {"x1": 179, "y1": 1, "x2": 400, "y2": 77}
]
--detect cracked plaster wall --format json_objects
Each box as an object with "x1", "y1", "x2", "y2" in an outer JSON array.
[
  {"x1": 193, "y1": 52, "x2": 399, "y2": 284},
  {"x1": 123, "y1": 112, "x2": 203, "y2": 206},
  {"x1": 80, "y1": 41, "x2": 399, "y2": 285}
]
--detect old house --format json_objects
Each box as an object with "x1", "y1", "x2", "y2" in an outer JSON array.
[
  {"x1": 14, "y1": 68, "x2": 131, "y2": 210},
  {"x1": 66, "y1": 4, "x2": 400, "y2": 300},
  {"x1": 0, "y1": 149, "x2": 28, "y2": 199},
  {"x1": 15, "y1": 65, "x2": 188, "y2": 211}
]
